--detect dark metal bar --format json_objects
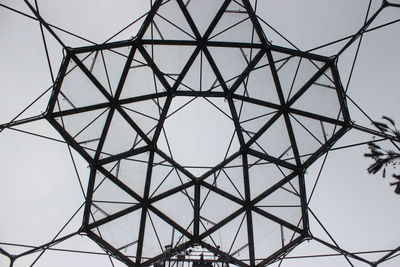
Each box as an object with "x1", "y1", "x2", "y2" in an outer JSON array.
[
  {"x1": 136, "y1": 0, "x2": 163, "y2": 40},
  {"x1": 350, "y1": 122, "x2": 400, "y2": 141},
  {"x1": 135, "y1": 149, "x2": 155, "y2": 265},
  {"x1": 0, "y1": 114, "x2": 46, "y2": 130},
  {"x1": 69, "y1": 53, "x2": 114, "y2": 102},
  {"x1": 115, "y1": 105, "x2": 153, "y2": 146},
  {"x1": 171, "y1": 46, "x2": 202, "y2": 92},
  {"x1": 47, "y1": 55, "x2": 70, "y2": 112},
  {"x1": 174, "y1": 90, "x2": 226, "y2": 98},
  {"x1": 17, "y1": 231, "x2": 79, "y2": 258},
  {"x1": 97, "y1": 146, "x2": 150, "y2": 166},
  {"x1": 203, "y1": 0, "x2": 232, "y2": 40},
  {"x1": 330, "y1": 62, "x2": 351, "y2": 122},
  {"x1": 233, "y1": 94, "x2": 281, "y2": 110},
  {"x1": 337, "y1": 4, "x2": 385, "y2": 56},
  {"x1": 256, "y1": 235, "x2": 305, "y2": 266},
  {"x1": 286, "y1": 63, "x2": 330, "y2": 107},
  {"x1": 242, "y1": 154, "x2": 256, "y2": 267},
  {"x1": 296, "y1": 172, "x2": 310, "y2": 235},
  {"x1": 230, "y1": 49, "x2": 266, "y2": 94},
  {"x1": 198, "y1": 151, "x2": 242, "y2": 181},
  {"x1": 241, "y1": 0, "x2": 268, "y2": 47},
  {"x1": 119, "y1": 91, "x2": 169, "y2": 105},
  {"x1": 252, "y1": 207, "x2": 304, "y2": 235},
  {"x1": 46, "y1": 116, "x2": 94, "y2": 164},
  {"x1": 194, "y1": 183, "x2": 201, "y2": 241},
  {"x1": 96, "y1": 165, "x2": 144, "y2": 204},
  {"x1": 88, "y1": 204, "x2": 142, "y2": 230},
  {"x1": 140, "y1": 241, "x2": 192, "y2": 267},
  {"x1": 155, "y1": 149, "x2": 197, "y2": 181},
  {"x1": 0, "y1": 247, "x2": 10, "y2": 258},
  {"x1": 199, "y1": 207, "x2": 246, "y2": 240},
  {"x1": 200, "y1": 180, "x2": 245, "y2": 206},
  {"x1": 312, "y1": 236, "x2": 371, "y2": 265},
  {"x1": 148, "y1": 205, "x2": 194, "y2": 240},
  {"x1": 149, "y1": 180, "x2": 195, "y2": 203},
  {"x1": 137, "y1": 44, "x2": 173, "y2": 93},
  {"x1": 114, "y1": 46, "x2": 138, "y2": 100},
  {"x1": 200, "y1": 241, "x2": 250, "y2": 267},
  {"x1": 86, "y1": 230, "x2": 135, "y2": 266},
  {"x1": 300, "y1": 126, "x2": 349, "y2": 170},
  {"x1": 247, "y1": 149, "x2": 299, "y2": 170},
  {"x1": 23, "y1": 0, "x2": 67, "y2": 48},
  {"x1": 82, "y1": 168, "x2": 98, "y2": 227},
  {"x1": 374, "y1": 244, "x2": 400, "y2": 265},
  {"x1": 251, "y1": 171, "x2": 299, "y2": 205},
  {"x1": 176, "y1": 0, "x2": 202, "y2": 40},
  {"x1": 34, "y1": 0, "x2": 55, "y2": 84},
  {"x1": 308, "y1": 209, "x2": 356, "y2": 265},
  {"x1": 288, "y1": 108, "x2": 346, "y2": 126},
  {"x1": 51, "y1": 102, "x2": 110, "y2": 118}
]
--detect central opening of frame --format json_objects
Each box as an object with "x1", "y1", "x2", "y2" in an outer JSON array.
[{"x1": 158, "y1": 96, "x2": 240, "y2": 177}]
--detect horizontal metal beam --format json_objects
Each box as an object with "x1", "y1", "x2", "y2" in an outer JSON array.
[
  {"x1": 174, "y1": 90, "x2": 226, "y2": 98},
  {"x1": 97, "y1": 145, "x2": 150, "y2": 166},
  {"x1": 247, "y1": 149, "x2": 299, "y2": 170},
  {"x1": 0, "y1": 114, "x2": 46, "y2": 130},
  {"x1": 70, "y1": 39, "x2": 330, "y2": 63}
]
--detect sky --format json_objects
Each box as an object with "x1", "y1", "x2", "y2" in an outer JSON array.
[{"x1": 0, "y1": 0, "x2": 399, "y2": 266}]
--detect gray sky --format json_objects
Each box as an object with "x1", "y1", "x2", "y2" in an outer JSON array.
[{"x1": 0, "y1": 0, "x2": 399, "y2": 266}]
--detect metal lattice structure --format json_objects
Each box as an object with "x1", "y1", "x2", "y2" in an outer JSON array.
[{"x1": 0, "y1": 0, "x2": 400, "y2": 267}]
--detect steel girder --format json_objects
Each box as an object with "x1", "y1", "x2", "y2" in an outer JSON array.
[{"x1": 44, "y1": 0, "x2": 351, "y2": 266}]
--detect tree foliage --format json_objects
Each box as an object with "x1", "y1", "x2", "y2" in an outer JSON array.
[{"x1": 365, "y1": 116, "x2": 400, "y2": 194}]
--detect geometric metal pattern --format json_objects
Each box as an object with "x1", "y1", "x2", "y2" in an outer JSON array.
[
  {"x1": 46, "y1": 1, "x2": 350, "y2": 266},
  {"x1": 0, "y1": 0, "x2": 399, "y2": 267}
]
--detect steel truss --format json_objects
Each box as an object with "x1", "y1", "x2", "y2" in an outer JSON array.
[{"x1": 0, "y1": 0, "x2": 399, "y2": 267}]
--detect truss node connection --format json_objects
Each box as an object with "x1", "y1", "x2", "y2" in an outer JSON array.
[{"x1": 46, "y1": 1, "x2": 350, "y2": 266}]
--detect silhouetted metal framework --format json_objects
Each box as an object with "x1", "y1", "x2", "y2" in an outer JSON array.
[{"x1": 0, "y1": 0, "x2": 400, "y2": 267}]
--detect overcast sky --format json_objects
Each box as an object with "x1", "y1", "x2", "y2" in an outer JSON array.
[{"x1": 0, "y1": 0, "x2": 399, "y2": 266}]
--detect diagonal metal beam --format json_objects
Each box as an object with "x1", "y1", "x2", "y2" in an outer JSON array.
[
  {"x1": 241, "y1": 0, "x2": 269, "y2": 46},
  {"x1": 247, "y1": 149, "x2": 299, "y2": 170},
  {"x1": 230, "y1": 49, "x2": 266, "y2": 94},
  {"x1": 203, "y1": 0, "x2": 232, "y2": 40},
  {"x1": 47, "y1": 55, "x2": 70, "y2": 112},
  {"x1": 176, "y1": 0, "x2": 202, "y2": 40},
  {"x1": 148, "y1": 205, "x2": 194, "y2": 240},
  {"x1": 136, "y1": 0, "x2": 163, "y2": 40},
  {"x1": 199, "y1": 207, "x2": 246, "y2": 240},
  {"x1": 200, "y1": 180, "x2": 245, "y2": 206},
  {"x1": 149, "y1": 180, "x2": 196, "y2": 203},
  {"x1": 200, "y1": 241, "x2": 250, "y2": 267},
  {"x1": 23, "y1": 0, "x2": 67, "y2": 48},
  {"x1": 86, "y1": 230, "x2": 136, "y2": 266},
  {"x1": 256, "y1": 234, "x2": 305, "y2": 266},
  {"x1": 87, "y1": 204, "x2": 142, "y2": 230}
]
